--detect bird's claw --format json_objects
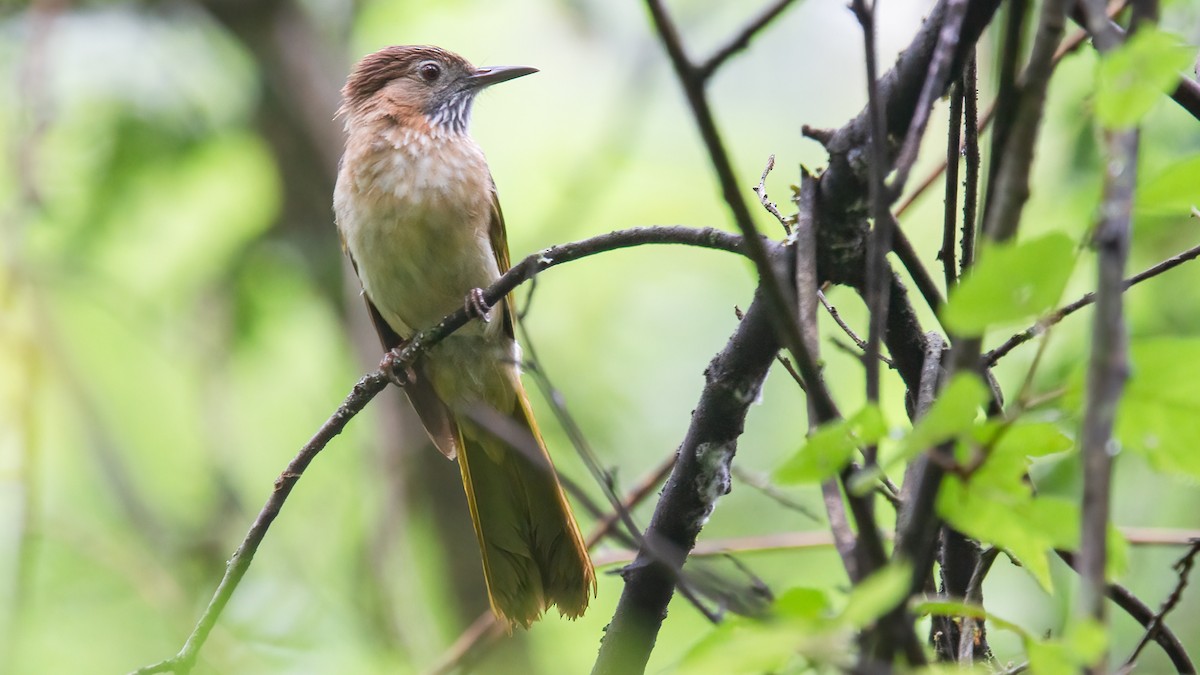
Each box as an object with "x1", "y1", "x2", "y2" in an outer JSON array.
[
  {"x1": 380, "y1": 346, "x2": 416, "y2": 387},
  {"x1": 465, "y1": 287, "x2": 492, "y2": 322}
]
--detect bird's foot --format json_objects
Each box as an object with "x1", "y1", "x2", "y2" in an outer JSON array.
[
  {"x1": 380, "y1": 346, "x2": 416, "y2": 387},
  {"x1": 464, "y1": 287, "x2": 492, "y2": 323}
]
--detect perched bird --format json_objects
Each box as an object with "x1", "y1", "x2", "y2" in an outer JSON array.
[{"x1": 333, "y1": 45, "x2": 595, "y2": 628}]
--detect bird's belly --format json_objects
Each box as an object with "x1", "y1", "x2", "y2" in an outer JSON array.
[
  {"x1": 348, "y1": 199, "x2": 499, "y2": 336},
  {"x1": 336, "y1": 134, "x2": 502, "y2": 338}
]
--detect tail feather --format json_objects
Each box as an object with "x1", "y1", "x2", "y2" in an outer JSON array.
[{"x1": 455, "y1": 385, "x2": 595, "y2": 628}]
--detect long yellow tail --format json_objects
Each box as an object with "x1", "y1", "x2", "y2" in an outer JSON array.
[{"x1": 455, "y1": 384, "x2": 596, "y2": 629}]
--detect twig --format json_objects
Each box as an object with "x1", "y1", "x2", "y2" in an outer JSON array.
[
  {"x1": 893, "y1": 10, "x2": 1117, "y2": 220},
  {"x1": 819, "y1": 290, "x2": 868, "y2": 352},
  {"x1": 1057, "y1": 550, "x2": 1194, "y2": 672},
  {"x1": 1123, "y1": 540, "x2": 1200, "y2": 668},
  {"x1": 985, "y1": 240, "x2": 1200, "y2": 365},
  {"x1": 982, "y1": 0, "x2": 1069, "y2": 243},
  {"x1": 642, "y1": 0, "x2": 839, "y2": 429},
  {"x1": 731, "y1": 466, "x2": 820, "y2": 522},
  {"x1": 960, "y1": 53, "x2": 980, "y2": 275},
  {"x1": 850, "y1": 0, "x2": 894, "y2": 419},
  {"x1": 940, "y1": 76, "x2": 965, "y2": 292},
  {"x1": 890, "y1": 218, "x2": 947, "y2": 314},
  {"x1": 889, "y1": 0, "x2": 971, "y2": 196},
  {"x1": 697, "y1": 0, "x2": 802, "y2": 80},
  {"x1": 129, "y1": 372, "x2": 390, "y2": 675},
  {"x1": 752, "y1": 154, "x2": 791, "y2": 233}
]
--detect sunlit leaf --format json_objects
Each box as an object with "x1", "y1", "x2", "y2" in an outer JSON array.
[
  {"x1": 1095, "y1": 28, "x2": 1193, "y2": 129},
  {"x1": 774, "y1": 406, "x2": 885, "y2": 484},
  {"x1": 941, "y1": 233, "x2": 1077, "y2": 335}
]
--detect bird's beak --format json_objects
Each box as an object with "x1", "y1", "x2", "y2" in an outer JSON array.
[{"x1": 464, "y1": 65, "x2": 539, "y2": 90}]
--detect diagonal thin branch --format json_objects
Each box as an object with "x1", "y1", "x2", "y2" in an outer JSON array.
[
  {"x1": 1123, "y1": 540, "x2": 1200, "y2": 668},
  {"x1": 984, "y1": 240, "x2": 1200, "y2": 365},
  {"x1": 698, "y1": 0, "x2": 802, "y2": 80},
  {"x1": 127, "y1": 225, "x2": 752, "y2": 675}
]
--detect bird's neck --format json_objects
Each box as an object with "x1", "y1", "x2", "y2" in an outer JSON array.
[{"x1": 339, "y1": 110, "x2": 490, "y2": 208}]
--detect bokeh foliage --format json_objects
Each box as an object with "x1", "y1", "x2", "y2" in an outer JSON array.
[{"x1": 1, "y1": 0, "x2": 1198, "y2": 673}]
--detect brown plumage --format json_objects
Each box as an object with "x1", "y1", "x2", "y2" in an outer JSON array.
[{"x1": 333, "y1": 45, "x2": 595, "y2": 628}]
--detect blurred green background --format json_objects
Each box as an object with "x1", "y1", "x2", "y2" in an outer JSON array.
[{"x1": 1, "y1": 0, "x2": 1198, "y2": 672}]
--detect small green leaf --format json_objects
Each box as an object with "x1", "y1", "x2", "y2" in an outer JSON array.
[
  {"x1": 937, "y1": 476, "x2": 1081, "y2": 591},
  {"x1": 1116, "y1": 338, "x2": 1200, "y2": 480},
  {"x1": 676, "y1": 621, "x2": 807, "y2": 675},
  {"x1": 896, "y1": 374, "x2": 988, "y2": 461},
  {"x1": 1026, "y1": 619, "x2": 1108, "y2": 674},
  {"x1": 911, "y1": 600, "x2": 1027, "y2": 637},
  {"x1": 1096, "y1": 29, "x2": 1193, "y2": 129},
  {"x1": 1136, "y1": 155, "x2": 1200, "y2": 217},
  {"x1": 839, "y1": 562, "x2": 912, "y2": 629},
  {"x1": 941, "y1": 233, "x2": 1077, "y2": 335},
  {"x1": 1063, "y1": 619, "x2": 1109, "y2": 665},
  {"x1": 775, "y1": 406, "x2": 885, "y2": 484},
  {"x1": 773, "y1": 587, "x2": 830, "y2": 620},
  {"x1": 971, "y1": 422, "x2": 1075, "y2": 490}
]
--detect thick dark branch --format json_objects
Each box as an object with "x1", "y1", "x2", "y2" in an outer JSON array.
[
  {"x1": 960, "y1": 54, "x2": 980, "y2": 275},
  {"x1": 982, "y1": 0, "x2": 1069, "y2": 243},
  {"x1": 890, "y1": 0, "x2": 971, "y2": 195},
  {"x1": 1077, "y1": 128, "x2": 1137, "y2": 671},
  {"x1": 816, "y1": 0, "x2": 1002, "y2": 209},
  {"x1": 592, "y1": 284, "x2": 784, "y2": 675},
  {"x1": 940, "y1": 77, "x2": 965, "y2": 291},
  {"x1": 851, "y1": 0, "x2": 894, "y2": 422}
]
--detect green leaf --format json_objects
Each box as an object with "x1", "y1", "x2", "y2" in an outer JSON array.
[
  {"x1": 1096, "y1": 29, "x2": 1193, "y2": 129},
  {"x1": 774, "y1": 406, "x2": 885, "y2": 484},
  {"x1": 911, "y1": 600, "x2": 1027, "y2": 637},
  {"x1": 937, "y1": 477, "x2": 1081, "y2": 591},
  {"x1": 677, "y1": 590, "x2": 850, "y2": 673},
  {"x1": 676, "y1": 621, "x2": 807, "y2": 675},
  {"x1": 1116, "y1": 338, "x2": 1200, "y2": 480},
  {"x1": 838, "y1": 562, "x2": 913, "y2": 629},
  {"x1": 1136, "y1": 155, "x2": 1200, "y2": 217},
  {"x1": 773, "y1": 587, "x2": 831, "y2": 620},
  {"x1": 897, "y1": 374, "x2": 988, "y2": 461},
  {"x1": 1026, "y1": 619, "x2": 1109, "y2": 674},
  {"x1": 941, "y1": 233, "x2": 1077, "y2": 335},
  {"x1": 971, "y1": 422, "x2": 1074, "y2": 490}
]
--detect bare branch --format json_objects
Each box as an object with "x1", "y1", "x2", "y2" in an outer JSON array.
[
  {"x1": 940, "y1": 76, "x2": 965, "y2": 291},
  {"x1": 698, "y1": 0, "x2": 802, "y2": 80},
  {"x1": 752, "y1": 154, "x2": 792, "y2": 234},
  {"x1": 985, "y1": 240, "x2": 1200, "y2": 365},
  {"x1": 127, "y1": 225, "x2": 752, "y2": 675},
  {"x1": 1124, "y1": 540, "x2": 1200, "y2": 668}
]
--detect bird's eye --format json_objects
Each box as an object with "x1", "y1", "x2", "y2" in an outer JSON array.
[{"x1": 418, "y1": 62, "x2": 442, "y2": 83}]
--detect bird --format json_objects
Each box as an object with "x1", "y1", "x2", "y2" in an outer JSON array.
[{"x1": 332, "y1": 45, "x2": 595, "y2": 629}]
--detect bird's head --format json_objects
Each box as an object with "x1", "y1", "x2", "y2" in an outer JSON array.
[{"x1": 339, "y1": 45, "x2": 537, "y2": 134}]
